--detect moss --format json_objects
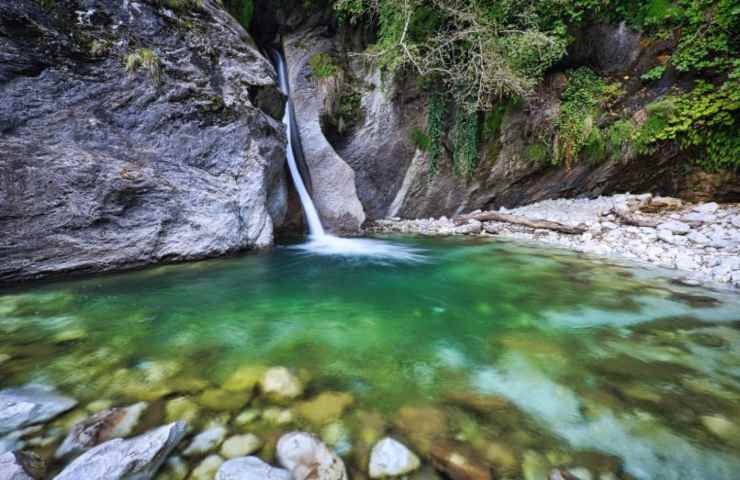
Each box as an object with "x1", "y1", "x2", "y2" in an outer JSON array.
[
  {"x1": 410, "y1": 127, "x2": 431, "y2": 151},
  {"x1": 309, "y1": 53, "x2": 340, "y2": 79},
  {"x1": 526, "y1": 142, "x2": 550, "y2": 163},
  {"x1": 125, "y1": 48, "x2": 162, "y2": 84}
]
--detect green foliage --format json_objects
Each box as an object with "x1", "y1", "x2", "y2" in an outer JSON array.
[
  {"x1": 641, "y1": 65, "x2": 666, "y2": 82},
  {"x1": 453, "y1": 105, "x2": 480, "y2": 177},
  {"x1": 409, "y1": 127, "x2": 431, "y2": 151},
  {"x1": 555, "y1": 67, "x2": 606, "y2": 166},
  {"x1": 426, "y1": 92, "x2": 445, "y2": 175},
  {"x1": 224, "y1": 0, "x2": 254, "y2": 28},
  {"x1": 636, "y1": 70, "x2": 740, "y2": 170},
  {"x1": 526, "y1": 142, "x2": 551, "y2": 163},
  {"x1": 125, "y1": 48, "x2": 162, "y2": 84},
  {"x1": 155, "y1": 0, "x2": 203, "y2": 11},
  {"x1": 309, "y1": 53, "x2": 340, "y2": 79},
  {"x1": 482, "y1": 103, "x2": 508, "y2": 142},
  {"x1": 326, "y1": 87, "x2": 363, "y2": 135}
]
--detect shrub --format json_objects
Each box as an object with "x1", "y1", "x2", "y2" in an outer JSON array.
[
  {"x1": 125, "y1": 48, "x2": 162, "y2": 84},
  {"x1": 309, "y1": 53, "x2": 340, "y2": 79}
]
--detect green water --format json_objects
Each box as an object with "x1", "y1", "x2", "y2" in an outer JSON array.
[{"x1": 2, "y1": 236, "x2": 740, "y2": 479}]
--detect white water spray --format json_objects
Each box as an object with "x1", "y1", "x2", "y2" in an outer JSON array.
[{"x1": 273, "y1": 49, "x2": 423, "y2": 263}]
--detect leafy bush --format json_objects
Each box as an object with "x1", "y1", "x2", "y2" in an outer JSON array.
[
  {"x1": 409, "y1": 127, "x2": 431, "y2": 151},
  {"x1": 425, "y1": 92, "x2": 445, "y2": 175},
  {"x1": 125, "y1": 48, "x2": 162, "y2": 84},
  {"x1": 641, "y1": 65, "x2": 666, "y2": 82}
]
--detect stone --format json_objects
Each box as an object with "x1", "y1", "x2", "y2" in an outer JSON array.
[
  {"x1": 693, "y1": 202, "x2": 719, "y2": 214},
  {"x1": 650, "y1": 197, "x2": 684, "y2": 210},
  {"x1": 0, "y1": 385, "x2": 78, "y2": 435},
  {"x1": 55, "y1": 402, "x2": 149, "y2": 459},
  {"x1": 53, "y1": 422, "x2": 187, "y2": 480},
  {"x1": 156, "y1": 456, "x2": 189, "y2": 480},
  {"x1": 656, "y1": 221, "x2": 691, "y2": 235},
  {"x1": 320, "y1": 422, "x2": 352, "y2": 456},
  {"x1": 522, "y1": 451, "x2": 550, "y2": 480},
  {"x1": 730, "y1": 215, "x2": 740, "y2": 228},
  {"x1": 657, "y1": 229, "x2": 676, "y2": 244},
  {"x1": 184, "y1": 426, "x2": 228, "y2": 457},
  {"x1": 191, "y1": 455, "x2": 225, "y2": 480},
  {"x1": 686, "y1": 231, "x2": 710, "y2": 245},
  {"x1": 277, "y1": 431, "x2": 347, "y2": 480},
  {"x1": 0, "y1": 451, "x2": 44, "y2": 480},
  {"x1": 700, "y1": 415, "x2": 740, "y2": 446},
  {"x1": 198, "y1": 389, "x2": 248, "y2": 412},
  {"x1": 482, "y1": 442, "x2": 518, "y2": 474},
  {"x1": 216, "y1": 456, "x2": 291, "y2": 480},
  {"x1": 0, "y1": 0, "x2": 288, "y2": 284},
  {"x1": 453, "y1": 220, "x2": 483, "y2": 235},
  {"x1": 262, "y1": 408, "x2": 294, "y2": 425},
  {"x1": 260, "y1": 368, "x2": 304, "y2": 401},
  {"x1": 369, "y1": 437, "x2": 421, "y2": 478},
  {"x1": 220, "y1": 434, "x2": 262, "y2": 459},
  {"x1": 683, "y1": 212, "x2": 716, "y2": 224},
  {"x1": 222, "y1": 366, "x2": 266, "y2": 393},
  {"x1": 233, "y1": 409, "x2": 261, "y2": 426},
  {"x1": 165, "y1": 397, "x2": 200, "y2": 425},
  {"x1": 429, "y1": 442, "x2": 491, "y2": 480},
  {"x1": 297, "y1": 392, "x2": 354, "y2": 425}
]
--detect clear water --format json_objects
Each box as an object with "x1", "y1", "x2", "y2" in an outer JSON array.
[{"x1": 2, "y1": 236, "x2": 739, "y2": 479}]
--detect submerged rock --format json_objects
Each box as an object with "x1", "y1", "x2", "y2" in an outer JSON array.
[
  {"x1": 216, "y1": 456, "x2": 291, "y2": 480},
  {"x1": 184, "y1": 426, "x2": 228, "y2": 457},
  {"x1": 430, "y1": 442, "x2": 492, "y2": 480},
  {"x1": 277, "y1": 431, "x2": 347, "y2": 480},
  {"x1": 165, "y1": 397, "x2": 201, "y2": 425},
  {"x1": 0, "y1": 385, "x2": 77, "y2": 435},
  {"x1": 53, "y1": 422, "x2": 187, "y2": 480},
  {"x1": 191, "y1": 455, "x2": 225, "y2": 480},
  {"x1": 55, "y1": 401, "x2": 148, "y2": 459},
  {"x1": 220, "y1": 434, "x2": 262, "y2": 459},
  {"x1": 260, "y1": 367, "x2": 304, "y2": 401},
  {"x1": 0, "y1": 451, "x2": 44, "y2": 480},
  {"x1": 297, "y1": 391, "x2": 354, "y2": 425},
  {"x1": 156, "y1": 456, "x2": 189, "y2": 480},
  {"x1": 369, "y1": 437, "x2": 421, "y2": 478}
]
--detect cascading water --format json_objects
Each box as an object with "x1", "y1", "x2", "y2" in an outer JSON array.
[
  {"x1": 272, "y1": 48, "x2": 423, "y2": 263},
  {"x1": 274, "y1": 50, "x2": 325, "y2": 237}
]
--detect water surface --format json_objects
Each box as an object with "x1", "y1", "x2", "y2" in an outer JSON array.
[{"x1": 1, "y1": 236, "x2": 739, "y2": 479}]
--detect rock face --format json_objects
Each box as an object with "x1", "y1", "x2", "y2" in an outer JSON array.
[
  {"x1": 53, "y1": 421, "x2": 187, "y2": 480},
  {"x1": 0, "y1": 385, "x2": 77, "y2": 435},
  {"x1": 0, "y1": 0, "x2": 289, "y2": 284},
  {"x1": 283, "y1": 26, "x2": 366, "y2": 232}
]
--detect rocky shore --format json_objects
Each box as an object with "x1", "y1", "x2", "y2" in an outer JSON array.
[{"x1": 370, "y1": 194, "x2": 740, "y2": 288}]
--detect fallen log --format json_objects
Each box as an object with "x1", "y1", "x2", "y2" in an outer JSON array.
[
  {"x1": 454, "y1": 211, "x2": 587, "y2": 234},
  {"x1": 608, "y1": 208, "x2": 660, "y2": 228}
]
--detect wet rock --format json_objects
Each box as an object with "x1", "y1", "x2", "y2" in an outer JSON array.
[
  {"x1": 222, "y1": 366, "x2": 266, "y2": 393},
  {"x1": 220, "y1": 434, "x2": 262, "y2": 459},
  {"x1": 430, "y1": 442, "x2": 492, "y2": 480},
  {"x1": 216, "y1": 456, "x2": 291, "y2": 480},
  {"x1": 482, "y1": 442, "x2": 518, "y2": 475},
  {"x1": 234, "y1": 409, "x2": 261, "y2": 427},
  {"x1": 700, "y1": 415, "x2": 740, "y2": 446},
  {"x1": 394, "y1": 406, "x2": 447, "y2": 454},
  {"x1": 184, "y1": 426, "x2": 228, "y2": 457},
  {"x1": 321, "y1": 422, "x2": 352, "y2": 456},
  {"x1": 522, "y1": 451, "x2": 550, "y2": 480},
  {"x1": 369, "y1": 437, "x2": 421, "y2": 478},
  {"x1": 198, "y1": 389, "x2": 248, "y2": 412},
  {"x1": 0, "y1": 451, "x2": 44, "y2": 480},
  {"x1": 297, "y1": 391, "x2": 354, "y2": 425},
  {"x1": 54, "y1": 422, "x2": 187, "y2": 480},
  {"x1": 191, "y1": 455, "x2": 225, "y2": 480},
  {"x1": 263, "y1": 407, "x2": 295, "y2": 425},
  {"x1": 657, "y1": 221, "x2": 690, "y2": 235},
  {"x1": 260, "y1": 368, "x2": 304, "y2": 401},
  {"x1": 0, "y1": 385, "x2": 77, "y2": 435},
  {"x1": 277, "y1": 431, "x2": 348, "y2": 480},
  {"x1": 156, "y1": 456, "x2": 189, "y2": 480},
  {"x1": 55, "y1": 401, "x2": 149, "y2": 459},
  {"x1": 165, "y1": 397, "x2": 200, "y2": 425}
]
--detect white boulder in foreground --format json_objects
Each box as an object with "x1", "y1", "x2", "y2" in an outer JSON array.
[
  {"x1": 369, "y1": 437, "x2": 421, "y2": 478},
  {"x1": 53, "y1": 422, "x2": 187, "y2": 480},
  {"x1": 216, "y1": 456, "x2": 291, "y2": 480},
  {"x1": 277, "y1": 431, "x2": 347, "y2": 480},
  {"x1": 0, "y1": 385, "x2": 77, "y2": 435}
]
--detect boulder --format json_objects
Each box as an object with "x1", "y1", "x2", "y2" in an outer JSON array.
[
  {"x1": 0, "y1": 385, "x2": 77, "y2": 435},
  {"x1": 656, "y1": 221, "x2": 691, "y2": 235},
  {"x1": 0, "y1": 0, "x2": 288, "y2": 284},
  {"x1": 53, "y1": 422, "x2": 187, "y2": 480},
  {"x1": 55, "y1": 402, "x2": 148, "y2": 459},
  {"x1": 216, "y1": 456, "x2": 291, "y2": 480},
  {"x1": 368, "y1": 437, "x2": 421, "y2": 478},
  {"x1": 0, "y1": 451, "x2": 44, "y2": 480},
  {"x1": 277, "y1": 431, "x2": 347, "y2": 480}
]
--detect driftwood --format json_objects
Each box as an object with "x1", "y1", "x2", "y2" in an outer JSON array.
[
  {"x1": 454, "y1": 211, "x2": 587, "y2": 234},
  {"x1": 608, "y1": 208, "x2": 660, "y2": 228}
]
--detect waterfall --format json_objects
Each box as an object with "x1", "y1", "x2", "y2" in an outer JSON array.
[{"x1": 273, "y1": 50, "x2": 326, "y2": 237}]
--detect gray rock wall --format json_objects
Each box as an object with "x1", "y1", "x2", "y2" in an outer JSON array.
[{"x1": 0, "y1": 0, "x2": 289, "y2": 283}]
